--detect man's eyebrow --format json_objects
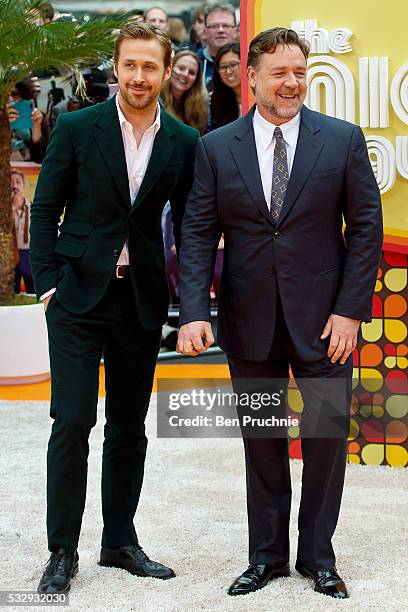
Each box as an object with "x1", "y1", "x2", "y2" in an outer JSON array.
[
  {"x1": 269, "y1": 65, "x2": 307, "y2": 71},
  {"x1": 122, "y1": 58, "x2": 160, "y2": 65}
]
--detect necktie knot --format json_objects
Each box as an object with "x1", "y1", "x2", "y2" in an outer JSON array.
[{"x1": 274, "y1": 127, "x2": 283, "y2": 139}]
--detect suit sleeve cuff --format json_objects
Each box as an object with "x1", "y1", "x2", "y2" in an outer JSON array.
[{"x1": 40, "y1": 288, "x2": 56, "y2": 301}]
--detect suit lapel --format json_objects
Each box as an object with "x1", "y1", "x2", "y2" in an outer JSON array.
[
  {"x1": 229, "y1": 108, "x2": 274, "y2": 227},
  {"x1": 276, "y1": 106, "x2": 324, "y2": 226},
  {"x1": 94, "y1": 96, "x2": 130, "y2": 211},
  {"x1": 129, "y1": 111, "x2": 176, "y2": 216}
]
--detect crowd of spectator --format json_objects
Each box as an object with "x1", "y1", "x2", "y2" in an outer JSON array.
[
  {"x1": 9, "y1": 2, "x2": 241, "y2": 296},
  {"x1": 8, "y1": 2, "x2": 241, "y2": 164}
]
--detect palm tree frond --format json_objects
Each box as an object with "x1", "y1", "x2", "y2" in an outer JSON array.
[{"x1": 0, "y1": 1, "x2": 128, "y2": 105}]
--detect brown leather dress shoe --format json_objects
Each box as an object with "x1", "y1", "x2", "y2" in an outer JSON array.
[
  {"x1": 37, "y1": 548, "x2": 79, "y2": 594},
  {"x1": 295, "y1": 560, "x2": 349, "y2": 598},
  {"x1": 99, "y1": 545, "x2": 175, "y2": 579},
  {"x1": 228, "y1": 563, "x2": 290, "y2": 596}
]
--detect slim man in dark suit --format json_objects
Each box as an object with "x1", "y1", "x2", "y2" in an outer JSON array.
[
  {"x1": 30, "y1": 23, "x2": 198, "y2": 594},
  {"x1": 177, "y1": 28, "x2": 382, "y2": 598}
]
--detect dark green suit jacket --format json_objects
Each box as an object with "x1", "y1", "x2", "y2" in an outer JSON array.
[{"x1": 30, "y1": 96, "x2": 199, "y2": 330}]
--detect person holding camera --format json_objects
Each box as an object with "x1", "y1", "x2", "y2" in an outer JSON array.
[{"x1": 8, "y1": 76, "x2": 49, "y2": 163}]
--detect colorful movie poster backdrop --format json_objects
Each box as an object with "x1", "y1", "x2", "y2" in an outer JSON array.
[
  {"x1": 11, "y1": 162, "x2": 40, "y2": 202},
  {"x1": 11, "y1": 162, "x2": 40, "y2": 293}
]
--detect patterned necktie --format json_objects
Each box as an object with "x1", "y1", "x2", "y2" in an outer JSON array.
[{"x1": 270, "y1": 127, "x2": 289, "y2": 221}]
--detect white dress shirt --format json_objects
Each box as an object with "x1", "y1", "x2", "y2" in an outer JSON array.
[
  {"x1": 41, "y1": 96, "x2": 161, "y2": 301},
  {"x1": 116, "y1": 95, "x2": 161, "y2": 264},
  {"x1": 252, "y1": 107, "x2": 300, "y2": 208}
]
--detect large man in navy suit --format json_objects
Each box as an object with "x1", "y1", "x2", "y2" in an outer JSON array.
[{"x1": 177, "y1": 28, "x2": 383, "y2": 599}]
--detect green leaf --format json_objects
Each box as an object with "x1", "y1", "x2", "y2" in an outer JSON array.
[{"x1": 0, "y1": 0, "x2": 128, "y2": 105}]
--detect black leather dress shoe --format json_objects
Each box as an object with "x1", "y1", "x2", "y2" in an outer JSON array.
[
  {"x1": 99, "y1": 545, "x2": 175, "y2": 579},
  {"x1": 37, "y1": 548, "x2": 79, "y2": 594},
  {"x1": 295, "y1": 560, "x2": 349, "y2": 598},
  {"x1": 228, "y1": 563, "x2": 290, "y2": 596}
]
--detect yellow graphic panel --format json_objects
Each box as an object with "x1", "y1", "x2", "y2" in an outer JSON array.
[{"x1": 241, "y1": 0, "x2": 408, "y2": 251}]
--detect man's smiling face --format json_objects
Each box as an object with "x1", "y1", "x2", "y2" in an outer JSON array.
[
  {"x1": 114, "y1": 37, "x2": 171, "y2": 112},
  {"x1": 248, "y1": 43, "x2": 307, "y2": 124}
]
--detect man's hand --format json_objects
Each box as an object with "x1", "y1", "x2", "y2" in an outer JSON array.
[
  {"x1": 177, "y1": 321, "x2": 215, "y2": 356},
  {"x1": 320, "y1": 314, "x2": 360, "y2": 365},
  {"x1": 43, "y1": 295, "x2": 53, "y2": 311}
]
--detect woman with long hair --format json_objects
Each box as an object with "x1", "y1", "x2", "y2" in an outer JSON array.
[
  {"x1": 210, "y1": 42, "x2": 241, "y2": 131},
  {"x1": 161, "y1": 50, "x2": 208, "y2": 134}
]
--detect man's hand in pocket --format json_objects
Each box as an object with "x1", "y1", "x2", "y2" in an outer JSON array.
[{"x1": 43, "y1": 295, "x2": 53, "y2": 311}]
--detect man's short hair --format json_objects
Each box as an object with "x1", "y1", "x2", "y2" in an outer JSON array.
[
  {"x1": 113, "y1": 22, "x2": 172, "y2": 69},
  {"x1": 11, "y1": 169, "x2": 25, "y2": 182},
  {"x1": 204, "y1": 2, "x2": 236, "y2": 26},
  {"x1": 143, "y1": 6, "x2": 168, "y2": 21},
  {"x1": 247, "y1": 27, "x2": 310, "y2": 69}
]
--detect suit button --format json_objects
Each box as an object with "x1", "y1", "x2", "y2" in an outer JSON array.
[
  {"x1": 266, "y1": 265, "x2": 274, "y2": 273},
  {"x1": 114, "y1": 249, "x2": 120, "y2": 257},
  {"x1": 273, "y1": 231, "x2": 281, "y2": 239}
]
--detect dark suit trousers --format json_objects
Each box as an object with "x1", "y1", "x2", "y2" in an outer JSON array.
[
  {"x1": 227, "y1": 297, "x2": 352, "y2": 570},
  {"x1": 15, "y1": 249, "x2": 34, "y2": 294},
  {"x1": 45, "y1": 277, "x2": 161, "y2": 553}
]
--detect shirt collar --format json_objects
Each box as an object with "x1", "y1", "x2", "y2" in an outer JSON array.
[
  {"x1": 115, "y1": 93, "x2": 161, "y2": 133},
  {"x1": 253, "y1": 106, "x2": 300, "y2": 150},
  {"x1": 203, "y1": 46, "x2": 215, "y2": 63}
]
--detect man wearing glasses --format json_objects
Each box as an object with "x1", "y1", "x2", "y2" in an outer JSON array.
[{"x1": 197, "y1": 2, "x2": 237, "y2": 91}]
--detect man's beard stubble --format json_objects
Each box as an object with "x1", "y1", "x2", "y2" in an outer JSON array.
[
  {"x1": 258, "y1": 90, "x2": 303, "y2": 121},
  {"x1": 119, "y1": 83, "x2": 156, "y2": 110},
  {"x1": 264, "y1": 100, "x2": 303, "y2": 120}
]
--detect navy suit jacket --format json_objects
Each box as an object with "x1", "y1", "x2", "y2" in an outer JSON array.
[{"x1": 178, "y1": 105, "x2": 383, "y2": 362}]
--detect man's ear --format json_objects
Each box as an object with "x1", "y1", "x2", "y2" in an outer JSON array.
[
  {"x1": 163, "y1": 64, "x2": 172, "y2": 83},
  {"x1": 247, "y1": 66, "x2": 256, "y2": 90},
  {"x1": 113, "y1": 62, "x2": 118, "y2": 80}
]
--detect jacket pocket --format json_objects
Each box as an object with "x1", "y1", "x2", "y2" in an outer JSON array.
[
  {"x1": 165, "y1": 161, "x2": 184, "y2": 169},
  {"x1": 311, "y1": 168, "x2": 342, "y2": 178},
  {"x1": 319, "y1": 266, "x2": 342, "y2": 276},
  {"x1": 59, "y1": 220, "x2": 93, "y2": 236},
  {"x1": 54, "y1": 238, "x2": 86, "y2": 258}
]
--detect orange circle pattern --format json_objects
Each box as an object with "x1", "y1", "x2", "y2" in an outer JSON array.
[{"x1": 288, "y1": 251, "x2": 408, "y2": 467}]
